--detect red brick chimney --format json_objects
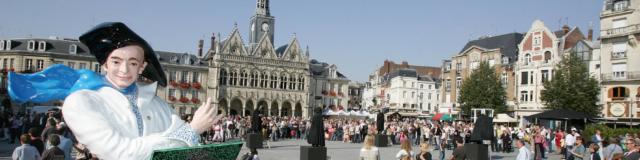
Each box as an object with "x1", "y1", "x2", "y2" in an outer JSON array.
[{"x1": 562, "y1": 25, "x2": 570, "y2": 34}]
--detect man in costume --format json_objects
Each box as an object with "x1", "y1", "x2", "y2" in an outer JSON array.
[
  {"x1": 8, "y1": 22, "x2": 221, "y2": 159},
  {"x1": 307, "y1": 107, "x2": 324, "y2": 147}
]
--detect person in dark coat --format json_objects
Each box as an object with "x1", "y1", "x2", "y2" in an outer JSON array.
[
  {"x1": 470, "y1": 114, "x2": 493, "y2": 143},
  {"x1": 251, "y1": 106, "x2": 263, "y2": 134},
  {"x1": 306, "y1": 107, "x2": 325, "y2": 147},
  {"x1": 376, "y1": 112, "x2": 385, "y2": 134}
]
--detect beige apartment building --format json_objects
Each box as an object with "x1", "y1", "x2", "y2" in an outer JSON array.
[
  {"x1": 598, "y1": 0, "x2": 640, "y2": 121},
  {"x1": 440, "y1": 33, "x2": 522, "y2": 114}
]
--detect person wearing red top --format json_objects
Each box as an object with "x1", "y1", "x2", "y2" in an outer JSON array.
[{"x1": 555, "y1": 129, "x2": 564, "y2": 154}]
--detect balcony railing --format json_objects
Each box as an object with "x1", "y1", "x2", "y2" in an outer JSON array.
[
  {"x1": 601, "y1": 24, "x2": 640, "y2": 38},
  {"x1": 602, "y1": 71, "x2": 640, "y2": 81},
  {"x1": 611, "y1": 51, "x2": 627, "y2": 59}
]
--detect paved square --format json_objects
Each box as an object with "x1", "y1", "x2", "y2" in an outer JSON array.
[{"x1": 238, "y1": 139, "x2": 564, "y2": 160}]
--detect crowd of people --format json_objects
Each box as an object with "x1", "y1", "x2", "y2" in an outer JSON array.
[
  {"x1": 5, "y1": 108, "x2": 640, "y2": 160},
  {"x1": 1, "y1": 109, "x2": 78, "y2": 160}
]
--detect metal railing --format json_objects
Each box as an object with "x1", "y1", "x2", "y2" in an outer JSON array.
[
  {"x1": 602, "y1": 71, "x2": 640, "y2": 81},
  {"x1": 601, "y1": 24, "x2": 640, "y2": 38}
]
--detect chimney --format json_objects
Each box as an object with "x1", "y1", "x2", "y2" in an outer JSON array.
[
  {"x1": 197, "y1": 39, "x2": 204, "y2": 57},
  {"x1": 562, "y1": 25, "x2": 570, "y2": 34},
  {"x1": 210, "y1": 33, "x2": 216, "y2": 52},
  {"x1": 384, "y1": 60, "x2": 391, "y2": 74}
]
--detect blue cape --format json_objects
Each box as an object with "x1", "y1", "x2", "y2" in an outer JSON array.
[{"x1": 8, "y1": 64, "x2": 106, "y2": 103}]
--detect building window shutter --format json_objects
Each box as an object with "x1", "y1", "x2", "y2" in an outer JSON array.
[{"x1": 608, "y1": 88, "x2": 613, "y2": 98}]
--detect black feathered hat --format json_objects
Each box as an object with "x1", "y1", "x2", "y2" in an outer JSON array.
[{"x1": 79, "y1": 22, "x2": 167, "y2": 86}]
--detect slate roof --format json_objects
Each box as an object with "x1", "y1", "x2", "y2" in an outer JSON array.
[
  {"x1": 275, "y1": 44, "x2": 288, "y2": 57},
  {"x1": 156, "y1": 51, "x2": 207, "y2": 66},
  {"x1": 1, "y1": 38, "x2": 91, "y2": 56},
  {"x1": 386, "y1": 68, "x2": 439, "y2": 83},
  {"x1": 309, "y1": 59, "x2": 347, "y2": 79},
  {"x1": 1, "y1": 38, "x2": 206, "y2": 67},
  {"x1": 458, "y1": 33, "x2": 523, "y2": 60}
]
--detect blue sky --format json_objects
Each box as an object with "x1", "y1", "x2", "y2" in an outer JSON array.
[{"x1": 0, "y1": 0, "x2": 602, "y2": 82}]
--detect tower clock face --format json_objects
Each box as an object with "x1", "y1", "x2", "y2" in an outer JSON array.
[{"x1": 261, "y1": 23, "x2": 270, "y2": 32}]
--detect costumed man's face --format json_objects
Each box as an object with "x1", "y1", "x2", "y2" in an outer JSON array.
[{"x1": 102, "y1": 45, "x2": 147, "y2": 89}]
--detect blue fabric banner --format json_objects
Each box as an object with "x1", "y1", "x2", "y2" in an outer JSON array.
[{"x1": 8, "y1": 64, "x2": 105, "y2": 103}]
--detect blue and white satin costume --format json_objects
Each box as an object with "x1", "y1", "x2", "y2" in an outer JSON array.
[{"x1": 8, "y1": 64, "x2": 200, "y2": 160}]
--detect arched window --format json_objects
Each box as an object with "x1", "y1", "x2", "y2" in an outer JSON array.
[
  {"x1": 524, "y1": 54, "x2": 531, "y2": 65},
  {"x1": 219, "y1": 69, "x2": 227, "y2": 85},
  {"x1": 27, "y1": 40, "x2": 36, "y2": 51},
  {"x1": 38, "y1": 41, "x2": 47, "y2": 51},
  {"x1": 289, "y1": 76, "x2": 295, "y2": 90},
  {"x1": 609, "y1": 86, "x2": 629, "y2": 100},
  {"x1": 280, "y1": 74, "x2": 287, "y2": 89},
  {"x1": 250, "y1": 71, "x2": 258, "y2": 87},
  {"x1": 270, "y1": 73, "x2": 278, "y2": 89},
  {"x1": 239, "y1": 70, "x2": 247, "y2": 86},
  {"x1": 0, "y1": 40, "x2": 5, "y2": 50},
  {"x1": 260, "y1": 72, "x2": 268, "y2": 88},
  {"x1": 230, "y1": 70, "x2": 238, "y2": 86},
  {"x1": 298, "y1": 76, "x2": 304, "y2": 91},
  {"x1": 544, "y1": 51, "x2": 551, "y2": 63},
  {"x1": 69, "y1": 44, "x2": 77, "y2": 54}
]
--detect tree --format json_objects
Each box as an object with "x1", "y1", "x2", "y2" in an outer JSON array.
[
  {"x1": 541, "y1": 52, "x2": 599, "y2": 116},
  {"x1": 458, "y1": 61, "x2": 506, "y2": 115}
]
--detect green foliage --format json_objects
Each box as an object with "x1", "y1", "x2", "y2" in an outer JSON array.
[
  {"x1": 458, "y1": 61, "x2": 506, "y2": 115},
  {"x1": 583, "y1": 123, "x2": 640, "y2": 143},
  {"x1": 540, "y1": 52, "x2": 600, "y2": 116}
]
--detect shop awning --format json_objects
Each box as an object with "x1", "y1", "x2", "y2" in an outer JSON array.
[{"x1": 432, "y1": 113, "x2": 454, "y2": 121}]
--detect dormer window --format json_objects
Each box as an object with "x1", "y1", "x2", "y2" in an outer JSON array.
[
  {"x1": 38, "y1": 41, "x2": 47, "y2": 51},
  {"x1": 502, "y1": 56, "x2": 509, "y2": 64},
  {"x1": 27, "y1": 40, "x2": 36, "y2": 51},
  {"x1": 0, "y1": 40, "x2": 5, "y2": 50},
  {"x1": 170, "y1": 56, "x2": 178, "y2": 63},
  {"x1": 5, "y1": 40, "x2": 11, "y2": 50},
  {"x1": 182, "y1": 55, "x2": 191, "y2": 64},
  {"x1": 69, "y1": 44, "x2": 77, "y2": 54}
]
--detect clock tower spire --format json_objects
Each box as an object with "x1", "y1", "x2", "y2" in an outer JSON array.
[{"x1": 249, "y1": 0, "x2": 275, "y2": 49}]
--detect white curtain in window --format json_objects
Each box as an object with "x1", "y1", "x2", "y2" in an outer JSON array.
[
  {"x1": 613, "y1": 42, "x2": 627, "y2": 52},
  {"x1": 612, "y1": 63, "x2": 627, "y2": 72}
]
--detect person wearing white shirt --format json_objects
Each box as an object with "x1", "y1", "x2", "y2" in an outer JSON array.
[
  {"x1": 565, "y1": 129, "x2": 577, "y2": 159},
  {"x1": 516, "y1": 139, "x2": 531, "y2": 160}
]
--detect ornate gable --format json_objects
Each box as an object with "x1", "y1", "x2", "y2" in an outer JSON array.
[
  {"x1": 519, "y1": 20, "x2": 556, "y2": 55},
  {"x1": 281, "y1": 37, "x2": 302, "y2": 62},
  {"x1": 220, "y1": 27, "x2": 249, "y2": 56},
  {"x1": 251, "y1": 32, "x2": 277, "y2": 59}
]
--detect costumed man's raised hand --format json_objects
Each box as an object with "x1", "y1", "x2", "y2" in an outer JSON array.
[{"x1": 189, "y1": 97, "x2": 221, "y2": 134}]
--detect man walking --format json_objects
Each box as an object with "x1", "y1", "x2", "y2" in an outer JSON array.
[
  {"x1": 12, "y1": 134, "x2": 41, "y2": 160},
  {"x1": 516, "y1": 139, "x2": 531, "y2": 160}
]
